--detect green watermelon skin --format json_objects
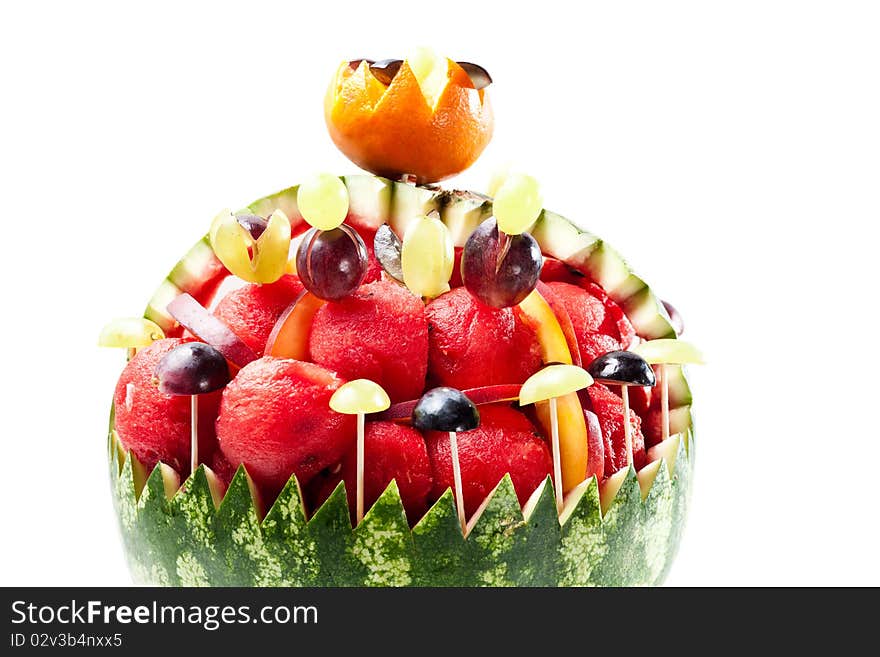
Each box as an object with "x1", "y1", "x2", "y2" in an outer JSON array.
[
  {"x1": 113, "y1": 175, "x2": 695, "y2": 586},
  {"x1": 110, "y1": 427, "x2": 693, "y2": 587}
]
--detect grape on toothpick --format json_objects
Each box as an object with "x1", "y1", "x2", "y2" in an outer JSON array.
[
  {"x1": 519, "y1": 364, "x2": 593, "y2": 513},
  {"x1": 154, "y1": 342, "x2": 230, "y2": 474},
  {"x1": 462, "y1": 173, "x2": 544, "y2": 308},
  {"x1": 492, "y1": 173, "x2": 543, "y2": 236},
  {"x1": 210, "y1": 209, "x2": 292, "y2": 284},
  {"x1": 461, "y1": 216, "x2": 542, "y2": 308},
  {"x1": 294, "y1": 174, "x2": 369, "y2": 300},
  {"x1": 632, "y1": 339, "x2": 703, "y2": 442},
  {"x1": 411, "y1": 387, "x2": 480, "y2": 533},
  {"x1": 329, "y1": 379, "x2": 391, "y2": 525},
  {"x1": 586, "y1": 351, "x2": 656, "y2": 467},
  {"x1": 296, "y1": 173, "x2": 350, "y2": 231},
  {"x1": 296, "y1": 224, "x2": 368, "y2": 300},
  {"x1": 98, "y1": 317, "x2": 165, "y2": 360}
]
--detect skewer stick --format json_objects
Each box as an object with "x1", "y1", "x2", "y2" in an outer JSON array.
[
  {"x1": 356, "y1": 412, "x2": 365, "y2": 525},
  {"x1": 621, "y1": 386, "x2": 633, "y2": 467},
  {"x1": 548, "y1": 397, "x2": 564, "y2": 513},
  {"x1": 190, "y1": 395, "x2": 199, "y2": 474},
  {"x1": 449, "y1": 431, "x2": 466, "y2": 534},
  {"x1": 631, "y1": 339, "x2": 704, "y2": 443},
  {"x1": 328, "y1": 379, "x2": 391, "y2": 526},
  {"x1": 520, "y1": 364, "x2": 594, "y2": 516},
  {"x1": 660, "y1": 364, "x2": 670, "y2": 442}
]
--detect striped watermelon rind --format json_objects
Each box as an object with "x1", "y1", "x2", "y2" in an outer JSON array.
[{"x1": 109, "y1": 426, "x2": 693, "y2": 586}]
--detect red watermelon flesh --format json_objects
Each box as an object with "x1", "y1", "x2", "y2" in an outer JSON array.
[
  {"x1": 213, "y1": 274, "x2": 304, "y2": 356},
  {"x1": 308, "y1": 279, "x2": 428, "y2": 403},
  {"x1": 353, "y1": 225, "x2": 385, "y2": 284},
  {"x1": 425, "y1": 404, "x2": 552, "y2": 517},
  {"x1": 425, "y1": 287, "x2": 542, "y2": 390},
  {"x1": 546, "y1": 281, "x2": 636, "y2": 366},
  {"x1": 308, "y1": 421, "x2": 433, "y2": 524},
  {"x1": 608, "y1": 383, "x2": 652, "y2": 418},
  {"x1": 215, "y1": 357, "x2": 355, "y2": 496},
  {"x1": 587, "y1": 384, "x2": 647, "y2": 474},
  {"x1": 113, "y1": 338, "x2": 220, "y2": 476},
  {"x1": 209, "y1": 449, "x2": 238, "y2": 492},
  {"x1": 450, "y1": 247, "x2": 465, "y2": 288},
  {"x1": 539, "y1": 256, "x2": 585, "y2": 286}
]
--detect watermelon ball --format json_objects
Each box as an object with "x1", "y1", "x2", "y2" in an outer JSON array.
[
  {"x1": 213, "y1": 274, "x2": 304, "y2": 356},
  {"x1": 308, "y1": 279, "x2": 428, "y2": 402},
  {"x1": 622, "y1": 384, "x2": 652, "y2": 418},
  {"x1": 310, "y1": 421, "x2": 433, "y2": 524},
  {"x1": 113, "y1": 338, "x2": 221, "y2": 476},
  {"x1": 546, "y1": 281, "x2": 636, "y2": 365},
  {"x1": 425, "y1": 404, "x2": 552, "y2": 517},
  {"x1": 587, "y1": 384, "x2": 647, "y2": 474},
  {"x1": 216, "y1": 357, "x2": 355, "y2": 496},
  {"x1": 425, "y1": 287, "x2": 542, "y2": 390}
]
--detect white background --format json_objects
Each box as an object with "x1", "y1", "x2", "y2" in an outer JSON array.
[{"x1": 1, "y1": 1, "x2": 878, "y2": 586}]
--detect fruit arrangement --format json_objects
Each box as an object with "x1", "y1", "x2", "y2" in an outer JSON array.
[{"x1": 102, "y1": 50, "x2": 699, "y2": 586}]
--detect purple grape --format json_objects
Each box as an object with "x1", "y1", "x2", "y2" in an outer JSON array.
[
  {"x1": 235, "y1": 214, "x2": 268, "y2": 240},
  {"x1": 586, "y1": 350, "x2": 656, "y2": 388},
  {"x1": 662, "y1": 300, "x2": 685, "y2": 336},
  {"x1": 369, "y1": 59, "x2": 403, "y2": 85},
  {"x1": 412, "y1": 387, "x2": 480, "y2": 433},
  {"x1": 373, "y1": 224, "x2": 404, "y2": 283},
  {"x1": 461, "y1": 217, "x2": 543, "y2": 308},
  {"x1": 296, "y1": 224, "x2": 368, "y2": 301},
  {"x1": 155, "y1": 342, "x2": 230, "y2": 396},
  {"x1": 348, "y1": 58, "x2": 375, "y2": 70},
  {"x1": 456, "y1": 62, "x2": 493, "y2": 89}
]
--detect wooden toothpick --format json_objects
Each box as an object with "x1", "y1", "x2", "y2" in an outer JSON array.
[
  {"x1": 356, "y1": 412, "x2": 365, "y2": 525},
  {"x1": 449, "y1": 431, "x2": 466, "y2": 534},
  {"x1": 621, "y1": 386, "x2": 633, "y2": 467},
  {"x1": 548, "y1": 397, "x2": 564, "y2": 513},
  {"x1": 190, "y1": 395, "x2": 199, "y2": 474}
]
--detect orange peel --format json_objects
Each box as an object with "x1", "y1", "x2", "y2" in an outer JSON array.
[{"x1": 325, "y1": 58, "x2": 493, "y2": 184}]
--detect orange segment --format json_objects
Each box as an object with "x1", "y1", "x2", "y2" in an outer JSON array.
[
  {"x1": 517, "y1": 289, "x2": 591, "y2": 493},
  {"x1": 535, "y1": 393, "x2": 590, "y2": 493},
  {"x1": 517, "y1": 289, "x2": 573, "y2": 364},
  {"x1": 265, "y1": 291, "x2": 326, "y2": 361}
]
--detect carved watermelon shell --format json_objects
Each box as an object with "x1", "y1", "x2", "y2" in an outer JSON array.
[{"x1": 109, "y1": 427, "x2": 693, "y2": 586}]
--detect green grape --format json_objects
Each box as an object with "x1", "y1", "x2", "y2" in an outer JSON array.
[
  {"x1": 519, "y1": 364, "x2": 593, "y2": 405},
  {"x1": 210, "y1": 209, "x2": 291, "y2": 284},
  {"x1": 330, "y1": 379, "x2": 391, "y2": 415},
  {"x1": 297, "y1": 173, "x2": 350, "y2": 231},
  {"x1": 493, "y1": 173, "x2": 543, "y2": 235},
  {"x1": 487, "y1": 165, "x2": 511, "y2": 198},
  {"x1": 632, "y1": 339, "x2": 704, "y2": 365},
  {"x1": 407, "y1": 46, "x2": 448, "y2": 109},
  {"x1": 401, "y1": 213, "x2": 453, "y2": 299},
  {"x1": 98, "y1": 317, "x2": 165, "y2": 349}
]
